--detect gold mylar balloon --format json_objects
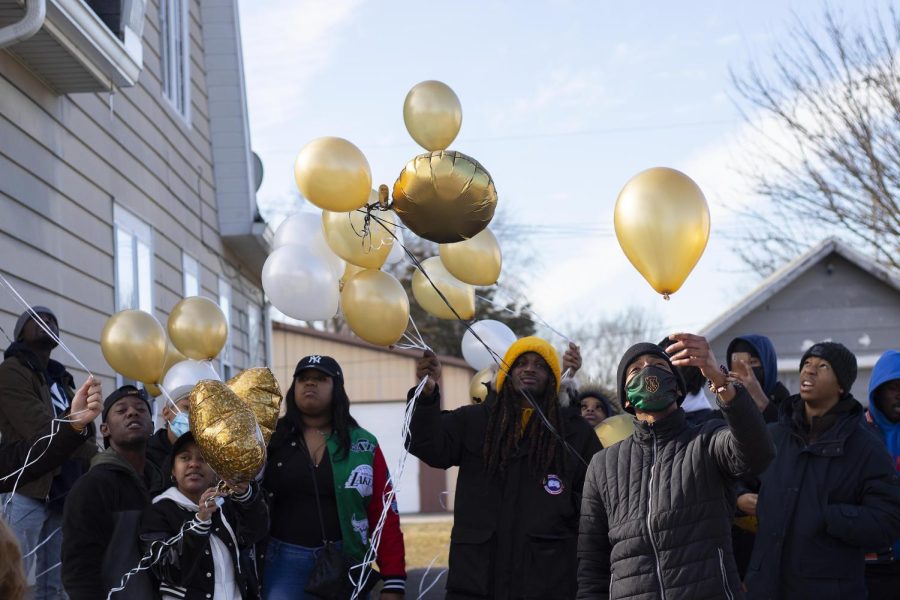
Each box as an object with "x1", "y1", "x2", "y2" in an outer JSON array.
[
  {"x1": 595, "y1": 414, "x2": 635, "y2": 448},
  {"x1": 227, "y1": 368, "x2": 282, "y2": 445},
  {"x1": 469, "y1": 366, "x2": 495, "y2": 403},
  {"x1": 614, "y1": 167, "x2": 710, "y2": 298},
  {"x1": 392, "y1": 150, "x2": 497, "y2": 244},
  {"x1": 411, "y1": 256, "x2": 475, "y2": 320},
  {"x1": 190, "y1": 379, "x2": 266, "y2": 483},
  {"x1": 168, "y1": 297, "x2": 229, "y2": 360},
  {"x1": 101, "y1": 310, "x2": 167, "y2": 384},
  {"x1": 403, "y1": 80, "x2": 463, "y2": 151},
  {"x1": 294, "y1": 137, "x2": 372, "y2": 212},
  {"x1": 322, "y1": 208, "x2": 395, "y2": 269},
  {"x1": 341, "y1": 270, "x2": 410, "y2": 346},
  {"x1": 439, "y1": 228, "x2": 502, "y2": 286}
]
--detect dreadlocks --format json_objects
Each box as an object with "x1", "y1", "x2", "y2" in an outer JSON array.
[{"x1": 482, "y1": 375, "x2": 565, "y2": 477}]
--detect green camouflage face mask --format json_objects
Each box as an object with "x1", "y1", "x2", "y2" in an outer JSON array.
[{"x1": 626, "y1": 365, "x2": 679, "y2": 412}]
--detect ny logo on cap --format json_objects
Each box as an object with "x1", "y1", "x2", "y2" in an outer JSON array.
[{"x1": 308, "y1": 355, "x2": 322, "y2": 364}]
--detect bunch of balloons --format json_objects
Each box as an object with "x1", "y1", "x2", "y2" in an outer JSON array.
[{"x1": 262, "y1": 80, "x2": 505, "y2": 348}]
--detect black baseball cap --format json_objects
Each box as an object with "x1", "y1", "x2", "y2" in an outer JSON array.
[
  {"x1": 102, "y1": 385, "x2": 152, "y2": 422},
  {"x1": 293, "y1": 355, "x2": 343, "y2": 383}
]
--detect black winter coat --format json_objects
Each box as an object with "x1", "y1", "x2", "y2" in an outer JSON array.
[
  {"x1": 577, "y1": 388, "x2": 775, "y2": 600},
  {"x1": 744, "y1": 395, "x2": 900, "y2": 600},
  {"x1": 407, "y1": 386, "x2": 601, "y2": 599},
  {"x1": 61, "y1": 448, "x2": 163, "y2": 600},
  {"x1": 0, "y1": 418, "x2": 95, "y2": 493},
  {"x1": 140, "y1": 484, "x2": 269, "y2": 600}
]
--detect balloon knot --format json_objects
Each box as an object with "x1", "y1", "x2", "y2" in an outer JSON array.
[{"x1": 662, "y1": 293, "x2": 671, "y2": 301}]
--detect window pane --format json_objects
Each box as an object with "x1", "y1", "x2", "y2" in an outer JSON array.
[
  {"x1": 116, "y1": 228, "x2": 135, "y2": 310},
  {"x1": 248, "y1": 304, "x2": 260, "y2": 366},
  {"x1": 182, "y1": 253, "x2": 199, "y2": 297},
  {"x1": 137, "y1": 241, "x2": 153, "y2": 312},
  {"x1": 218, "y1": 278, "x2": 232, "y2": 365}
]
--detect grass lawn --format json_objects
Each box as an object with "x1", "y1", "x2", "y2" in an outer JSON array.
[{"x1": 401, "y1": 518, "x2": 452, "y2": 569}]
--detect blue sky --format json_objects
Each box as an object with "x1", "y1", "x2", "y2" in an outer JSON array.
[{"x1": 237, "y1": 0, "x2": 879, "y2": 338}]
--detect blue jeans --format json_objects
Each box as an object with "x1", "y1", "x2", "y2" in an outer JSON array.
[
  {"x1": 1, "y1": 493, "x2": 66, "y2": 599},
  {"x1": 263, "y1": 538, "x2": 370, "y2": 600}
]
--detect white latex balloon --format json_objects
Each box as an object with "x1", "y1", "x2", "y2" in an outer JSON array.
[
  {"x1": 273, "y1": 212, "x2": 344, "y2": 278},
  {"x1": 162, "y1": 359, "x2": 222, "y2": 401},
  {"x1": 263, "y1": 245, "x2": 340, "y2": 321},
  {"x1": 385, "y1": 213, "x2": 406, "y2": 265},
  {"x1": 461, "y1": 320, "x2": 518, "y2": 371}
]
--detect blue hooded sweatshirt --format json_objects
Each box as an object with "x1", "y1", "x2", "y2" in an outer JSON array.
[
  {"x1": 868, "y1": 349, "x2": 900, "y2": 559},
  {"x1": 726, "y1": 334, "x2": 779, "y2": 396}
]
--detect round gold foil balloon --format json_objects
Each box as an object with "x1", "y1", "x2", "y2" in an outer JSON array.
[
  {"x1": 190, "y1": 379, "x2": 266, "y2": 483},
  {"x1": 469, "y1": 366, "x2": 494, "y2": 403},
  {"x1": 411, "y1": 256, "x2": 475, "y2": 320},
  {"x1": 403, "y1": 80, "x2": 463, "y2": 151},
  {"x1": 439, "y1": 228, "x2": 502, "y2": 286},
  {"x1": 341, "y1": 270, "x2": 410, "y2": 346},
  {"x1": 392, "y1": 151, "x2": 497, "y2": 244},
  {"x1": 168, "y1": 297, "x2": 228, "y2": 360},
  {"x1": 294, "y1": 137, "x2": 372, "y2": 212},
  {"x1": 101, "y1": 310, "x2": 167, "y2": 384},
  {"x1": 226, "y1": 368, "x2": 282, "y2": 445},
  {"x1": 595, "y1": 414, "x2": 635, "y2": 447},
  {"x1": 322, "y1": 208, "x2": 395, "y2": 269},
  {"x1": 614, "y1": 167, "x2": 710, "y2": 298}
]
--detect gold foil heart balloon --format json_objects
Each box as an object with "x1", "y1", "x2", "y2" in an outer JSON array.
[
  {"x1": 226, "y1": 368, "x2": 282, "y2": 445},
  {"x1": 392, "y1": 150, "x2": 497, "y2": 244},
  {"x1": 189, "y1": 380, "x2": 266, "y2": 483}
]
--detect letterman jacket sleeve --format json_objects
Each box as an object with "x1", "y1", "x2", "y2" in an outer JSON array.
[{"x1": 368, "y1": 444, "x2": 407, "y2": 593}]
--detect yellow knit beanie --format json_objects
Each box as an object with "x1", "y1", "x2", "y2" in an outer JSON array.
[{"x1": 495, "y1": 336, "x2": 561, "y2": 393}]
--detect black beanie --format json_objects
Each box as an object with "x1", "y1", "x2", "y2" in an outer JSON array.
[
  {"x1": 800, "y1": 342, "x2": 857, "y2": 394},
  {"x1": 617, "y1": 342, "x2": 686, "y2": 413}
]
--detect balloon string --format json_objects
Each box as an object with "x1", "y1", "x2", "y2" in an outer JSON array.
[
  {"x1": 474, "y1": 293, "x2": 574, "y2": 345},
  {"x1": 0, "y1": 272, "x2": 95, "y2": 378},
  {"x1": 365, "y1": 213, "x2": 510, "y2": 372},
  {"x1": 417, "y1": 543, "x2": 449, "y2": 599},
  {"x1": 156, "y1": 383, "x2": 182, "y2": 415}
]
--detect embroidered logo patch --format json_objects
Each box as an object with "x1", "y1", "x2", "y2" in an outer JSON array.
[
  {"x1": 345, "y1": 464, "x2": 374, "y2": 497},
  {"x1": 351, "y1": 514, "x2": 369, "y2": 544},
  {"x1": 543, "y1": 474, "x2": 564, "y2": 495},
  {"x1": 646, "y1": 376, "x2": 660, "y2": 393},
  {"x1": 308, "y1": 355, "x2": 322, "y2": 364},
  {"x1": 350, "y1": 439, "x2": 376, "y2": 454}
]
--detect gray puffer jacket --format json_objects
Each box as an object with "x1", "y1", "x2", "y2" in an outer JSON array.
[{"x1": 577, "y1": 388, "x2": 775, "y2": 600}]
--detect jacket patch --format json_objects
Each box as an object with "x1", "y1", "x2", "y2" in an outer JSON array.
[
  {"x1": 352, "y1": 514, "x2": 369, "y2": 544},
  {"x1": 543, "y1": 474, "x2": 564, "y2": 495},
  {"x1": 345, "y1": 464, "x2": 373, "y2": 497},
  {"x1": 351, "y1": 439, "x2": 376, "y2": 454}
]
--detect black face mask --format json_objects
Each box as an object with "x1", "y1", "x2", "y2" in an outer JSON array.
[
  {"x1": 753, "y1": 366, "x2": 766, "y2": 389},
  {"x1": 626, "y1": 365, "x2": 680, "y2": 412}
]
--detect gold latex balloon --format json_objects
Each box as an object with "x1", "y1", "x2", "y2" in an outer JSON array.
[
  {"x1": 469, "y1": 367, "x2": 495, "y2": 403},
  {"x1": 322, "y1": 208, "x2": 396, "y2": 269},
  {"x1": 294, "y1": 137, "x2": 372, "y2": 212},
  {"x1": 101, "y1": 310, "x2": 167, "y2": 384},
  {"x1": 614, "y1": 167, "x2": 710, "y2": 299},
  {"x1": 403, "y1": 80, "x2": 463, "y2": 151},
  {"x1": 144, "y1": 384, "x2": 162, "y2": 398},
  {"x1": 190, "y1": 380, "x2": 266, "y2": 483},
  {"x1": 161, "y1": 339, "x2": 187, "y2": 381},
  {"x1": 227, "y1": 368, "x2": 282, "y2": 445},
  {"x1": 168, "y1": 297, "x2": 229, "y2": 360},
  {"x1": 439, "y1": 228, "x2": 502, "y2": 286},
  {"x1": 392, "y1": 151, "x2": 497, "y2": 244},
  {"x1": 341, "y1": 270, "x2": 410, "y2": 346},
  {"x1": 595, "y1": 414, "x2": 635, "y2": 447},
  {"x1": 340, "y1": 263, "x2": 366, "y2": 291},
  {"x1": 411, "y1": 256, "x2": 475, "y2": 320}
]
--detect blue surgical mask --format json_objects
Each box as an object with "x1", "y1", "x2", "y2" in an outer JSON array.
[{"x1": 169, "y1": 411, "x2": 190, "y2": 439}]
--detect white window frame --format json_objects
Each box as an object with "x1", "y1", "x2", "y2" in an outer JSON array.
[
  {"x1": 113, "y1": 205, "x2": 154, "y2": 313},
  {"x1": 218, "y1": 277, "x2": 233, "y2": 379},
  {"x1": 159, "y1": 0, "x2": 191, "y2": 122},
  {"x1": 182, "y1": 252, "x2": 199, "y2": 297},
  {"x1": 247, "y1": 302, "x2": 261, "y2": 367}
]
